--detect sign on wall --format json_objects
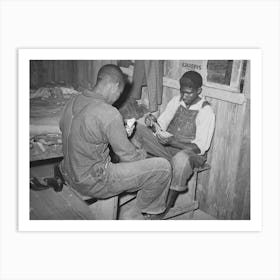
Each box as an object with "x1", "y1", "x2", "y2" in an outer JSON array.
[{"x1": 180, "y1": 60, "x2": 207, "y2": 84}]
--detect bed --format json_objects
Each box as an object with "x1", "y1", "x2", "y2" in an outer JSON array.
[
  {"x1": 30, "y1": 86, "x2": 80, "y2": 161},
  {"x1": 30, "y1": 86, "x2": 148, "y2": 162}
]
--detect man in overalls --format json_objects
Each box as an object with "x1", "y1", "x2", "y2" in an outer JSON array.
[
  {"x1": 58, "y1": 64, "x2": 172, "y2": 219},
  {"x1": 133, "y1": 70, "x2": 215, "y2": 214}
]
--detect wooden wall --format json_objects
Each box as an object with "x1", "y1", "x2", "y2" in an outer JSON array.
[
  {"x1": 74, "y1": 60, "x2": 117, "y2": 89},
  {"x1": 197, "y1": 97, "x2": 250, "y2": 219},
  {"x1": 161, "y1": 61, "x2": 250, "y2": 220},
  {"x1": 30, "y1": 60, "x2": 117, "y2": 89},
  {"x1": 30, "y1": 60, "x2": 75, "y2": 88}
]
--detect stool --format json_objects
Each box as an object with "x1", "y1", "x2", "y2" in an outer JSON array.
[
  {"x1": 163, "y1": 163, "x2": 211, "y2": 220},
  {"x1": 53, "y1": 164, "x2": 119, "y2": 220},
  {"x1": 67, "y1": 186, "x2": 119, "y2": 220}
]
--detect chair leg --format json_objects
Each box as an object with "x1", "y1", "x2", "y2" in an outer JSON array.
[
  {"x1": 112, "y1": 196, "x2": 119, "y2": 220},
  {"x1": 189, "y1": 171, "x2": 198, "y2": 202},
  {"x1": 187, "y1": 171, "x2": 198, "y2": 219}
]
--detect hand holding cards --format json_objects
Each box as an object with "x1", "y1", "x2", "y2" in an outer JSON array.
[
  {"x1": 125, "y1": 118, "x2": 136, "y2": 137},
  {"x1": 144, "y1": 113, "x2": 173, "y2": 144},
  {"x1": 156, "y1": 130, "x2": 173, "y2": 139}
]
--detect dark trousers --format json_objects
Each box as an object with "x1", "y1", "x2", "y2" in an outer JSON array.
[{"x1": 134, "y1": 124, "x2": 206, "y2": 191}]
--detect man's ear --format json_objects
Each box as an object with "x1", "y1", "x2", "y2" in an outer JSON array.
[
  {"x1": 197, "y1": 87, "x2": 202, "y2": 95},
  {"x1": 111, "y1": 82, "x2": 119, "y2": 92}
]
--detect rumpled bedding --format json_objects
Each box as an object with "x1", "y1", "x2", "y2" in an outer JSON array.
[{"x1": 30, "y1": 86, "x2": 80, "y2": 161}]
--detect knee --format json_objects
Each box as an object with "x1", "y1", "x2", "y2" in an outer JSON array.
[
  {"x1": 150, "y1": 157, "x2": 172, "y2": 179},
  {"x1": 157, "y1": 157, "x2": 172, "y2": 172},
  {"x1": 172, "y1": 151, "x2": 191, "y2": 167}
]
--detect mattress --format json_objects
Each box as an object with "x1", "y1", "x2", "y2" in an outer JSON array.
[{"x1": 30, "y1": 86, "x2": 80, "y2": 161}]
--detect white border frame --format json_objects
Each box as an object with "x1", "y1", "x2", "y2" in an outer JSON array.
[{"x1": 19, "y1": 48, "x2": 261, "y2": 232}]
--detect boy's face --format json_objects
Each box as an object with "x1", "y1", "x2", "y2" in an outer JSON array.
[{"x1": 180, "y1": 86, "x2": 201, "y2": 105}]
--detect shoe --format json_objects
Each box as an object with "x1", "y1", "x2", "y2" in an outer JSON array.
[
  {"x1": 142, "y1": 212, "x2": 165, "y2": 220},
  {"x1": 43, "y1": 177, "x2": 63, "y2": 192},
  {"x1": 42, "y1": 164, "x2": 65, "y2": 192},
  {"x1": 121, "y1": 205, "x2": 145, "y2": 220},
  {"x1": 30, "y1": 177, "x2": 49, "y2": 191},
  {"x1": 143, "y1": 190, "x2": 179, "y2": 219},
  {"x1": 54, "y1": 164, "x2": 65, "y2": 185}
]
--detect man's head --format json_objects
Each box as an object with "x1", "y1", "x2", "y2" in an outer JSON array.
[
  {"x1": 96, "y1": 64, "x2": 126, "y2": 104},
  {"x1": 179, "y1": 70, "x2": 203, "y2": 105}
]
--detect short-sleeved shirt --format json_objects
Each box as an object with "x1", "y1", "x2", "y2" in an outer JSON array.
[
  {"x1": 59, "y1": 92, "x2": 145, "y2": 194},
  {"x1": 157, "y1": 95, "x2": 215, "y2": 155}
]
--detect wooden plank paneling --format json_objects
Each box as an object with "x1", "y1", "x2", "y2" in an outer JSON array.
[
  {"x1": 197, "y1": 97, "x2": 248, "y2": 219},
  {"x1": 30, "y1": 60, "x2": 75, "y2": 88},
  {"x1": 30, "y1": 60, "x2": 117, "y2": 89},
  {"x1": 234, "y1": 101, "x2": 250, "y2": 219}
]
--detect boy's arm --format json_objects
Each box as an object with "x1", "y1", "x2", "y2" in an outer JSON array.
[
  {"x1": 157, "y1": 134, "x2": 201, "y2": 154},
  {"x1": 168, "y1": 137, "x2": 201, "y2": 154},
  {"x1": 191, "y1": 106, "x2": 215, "y2": 155}
]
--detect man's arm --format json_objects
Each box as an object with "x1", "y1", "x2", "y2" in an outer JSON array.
[{"x1": 105, "y1": 114, "x2": 146, "y2": 162}]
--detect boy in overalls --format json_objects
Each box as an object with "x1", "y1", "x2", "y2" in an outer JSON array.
[{"x1": 134, "y1": 70, "x2": 215, "y2": 214}]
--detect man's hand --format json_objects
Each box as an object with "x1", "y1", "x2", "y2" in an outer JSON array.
[
  {"x1": 156, "y1": 130, "x2": 173, "y2": 145},
  {"x1": 156, "y1": 134, "x2": 170, "y2": 145},
  {"x1": 125, "y1": 118, "x2": 136, "y2": 137},
  {"x1": 125, "y1": 123, "x2": 136, "y2": 137}
]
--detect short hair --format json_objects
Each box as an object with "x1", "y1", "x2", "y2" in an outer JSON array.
[
  {"x1": 97, "y1": 64, "x2": 126, "y2": 88},
  {"x1": 179, "y1": 70, "x2": 203, "y2": 90}
]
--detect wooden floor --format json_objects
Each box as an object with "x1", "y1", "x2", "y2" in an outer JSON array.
[
  {"x1": 30, "y1": 160, "x2": 215, "y2": 220},
  {"x1": 30, "y1": 187, "x2": 95, "y2": 220},
  {"x1": 118, "y1": 197, "x2": 215, "y2": 220},
  {"x1": 30, "y1": 159, "x2": 96, "y2": 220}
]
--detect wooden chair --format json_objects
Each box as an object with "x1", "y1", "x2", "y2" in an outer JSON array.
[{"x1": 163, "y1": 163, "x2": 211, "y2": 219}]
